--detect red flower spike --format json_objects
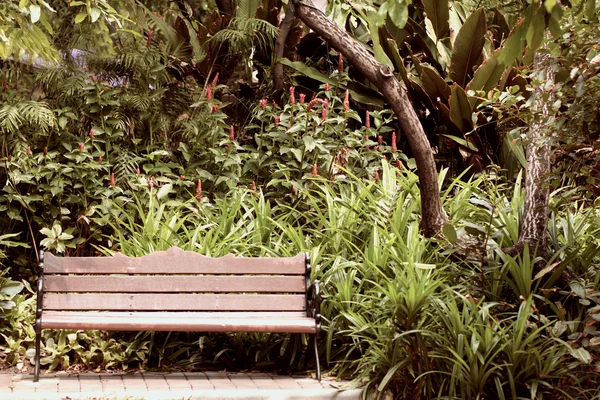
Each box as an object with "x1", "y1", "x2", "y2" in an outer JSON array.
[
  {"x1": 274, "y1": 116, "x2": 280, "y2": 126},
  {"x1": 136, "y1": 167, "x2": 140, "y2": 175},
  {"x1": 212, "y1": 104, "x2": 219, "y2": 113},
  {"x1": 229, "y1": 125, "x2": 235, "y2": 141},
  {"x1": 312, "y1": 163, "x2": 318, "y2": 177},
  {"x1": 110, "y1": 173, "x2": 115, "y2": 187},
  {"x1": 196, "y1": 180, "x2": 202, "y2": 201},
  {"x1": 291, "y1": 187, "x2": 297, "y2": 195},
  {"x1": 146, "y1": 30, "x2": 154, "y2": 48},
  {"x1": 321, "y1": 107, "x2": 327, "y2": 120},
  {"x1": 180, "y1": 175, "x2": 185, "y2": 180},
  {"x1": 211, "y1": 73, "x2": 219, "y2": 88},
  {"x1": 251, "y1": 181, "x2": 256, "y2": 191},
  {"x1": 207, "y1": 86, "x2": 213, "y2": 101},
  {"x1": 392, "y1": 132, "x2": 397, "y2": 152},
  {"x1": 396, "y1": 159, "x2": 403, "y2": 169},
  {"x1": 338, "y1": 53, "x2": 344, "y2": 74},
  {"x1": 79, "y1": 143, "x2": 84, "y2": 152},
  {"x1": 375, "y1": 171, "x2": 380, "y2": 183},
  {"x1": 89, "y1": 128, "x2": 94, "y2": 138},
  {"x1": 259, "y1": 99, "x2": 267, "y2": 109},
  {"x1": 43, "y1": 147, "x2": 48, "y2": 156},
  {"x1": 26, "y1": 146, "x2": 31, "y2": 155},
  {"x1": 374, "y1": 146, "x2": 379, "y2": 151},
  {"x1": 99, "y1": 155, "x2": 103, "y2": 164},
  {"x1": 299, "y1": 93, "x2": 306, "y2": 104},
  {"x1": 324, "y1": 83, "x2": 330, "y2": 91},
  {"x1": 7, "y1": 155, "x2": 12, "y2": 162},
  {"x1": 365, "y1": 110, "x2": 370, "y2": 129},
  {"x1": 289, "y1": 86, "x2": 295, "y2": 105},
  {"x1": 378, "y1": 135, "x2": 383, "y2": 144}
]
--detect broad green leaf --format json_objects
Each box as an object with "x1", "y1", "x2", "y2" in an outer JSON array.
[
  {"x1": 544, "y1": 0, "x2": 557, "y2": 13},
  {"x1": 443, "y1": 223, "x2": 457, "y2": 244},
  {"x1": 423, "y1": 0, "x2": 450, "y2": 40},
  {"x1": 30, "y1": 5, "x2": 41, "y2": 23},
  {"x1": 568, "y1": 347, "x2": 592, "y2": 364},
  {"x1": 0, "y1": 280, "x2": 24, "y2": 296},
  {"x1": 585, "y1": 0, "x2": 596, "y2": 20},
  {"x1": 303, "y1": 136, "x2": 316, "y2": 152},
  {"x1": 498, "y1": 18, "x2": 527, "y2": 66},
  {"x1": 525, "y1": 7, "x2": 545, "y2": 54},
  {"x1": 90, "y1": 7, "x2": 100, "y2": 23},
  {"x1": 441, "y1": 134, "x2": 478, "y2": 152},
  {"x1": 388, "y1": 0, "x2": 409, "y2": 30},
  {"x1": 369, "y1": 17, "x2": 393, "y2": 68},
  {"x1": 450, "y1": 8, "x2": 487, "y2": 87},
  {"x1": 449, "y1": 84, "x2": 472, "y2": 133},
  {"x1": 420, "y1": 65, "x2": 451, "y2": 102},
  {"x1": 490, "y1": 8, "x2": 510, "y2": 47},
  {"x1": 74, "y1": 12, "x2": 87, "y2": 24},
  {"x1": 467, "y1": 50, "x2": 505, "y2": 93},
  {"x1": 156, "y1": 184, "x2": 173, "y2": 200}
]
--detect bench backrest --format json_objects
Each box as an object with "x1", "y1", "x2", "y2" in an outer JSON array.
[{"x1": 41, "y1": 247, "x2": 308, "y2": 312}]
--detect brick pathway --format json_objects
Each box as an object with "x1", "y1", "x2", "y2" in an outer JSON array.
[{"x1": 0, "y1": 371, "x2": 362, "y2": 400}]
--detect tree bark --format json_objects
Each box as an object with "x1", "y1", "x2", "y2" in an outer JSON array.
[
  {"x1": 292, "y1": 1, "x2": 447, "y2": 237},
  {"x1": 273, "y1": 3, "x2": 295, "y2": 91}
]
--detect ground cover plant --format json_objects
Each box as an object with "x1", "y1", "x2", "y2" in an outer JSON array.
[{"x1": 1, "y1": 0, "x2": 600, "y2": 399}]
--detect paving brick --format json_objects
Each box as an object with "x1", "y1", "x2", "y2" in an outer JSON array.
[
  {"x1": 164, "y1": 373, "x2": 192, "y2": 390},
  {"x1": 77, "y1": 375, "x2": 103, "y2": 392},
  {"x1": 271, "y1": 375, "x2": 303, "y2": 389},
  {"x1": 183, "y1": 372, "x2": 214, "y2": 390},
  {"x1": 142, "y1": 373, "x2": 170, "y2": 391},
  {"x1": 250, "y1": 373, "x2": 282, "y2": 390},
  {"x1": 99, "y1": 374, "x2": 125, "y2": 392},
  {"x1": 57, "y1": 375, "x2": 81, "y2": 393},
  {"x1": 122, "y1": 374, "x2": 148, "y2": 393},
  {"x1": 228, "y1": 372, "x2": 259, "y2": 389}
]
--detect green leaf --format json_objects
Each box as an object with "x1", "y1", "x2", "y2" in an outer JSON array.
[
  {"x1": 156, "y1": 184, "x2": 173, "y2": 200},
  {"x1": 544, "y1": 0, "x2": 557, "y2": 13},
  {"x1": 467, "y1": 50, "x2": 505, "y2": 94},
  {"x1": 0, "y1": 280, "x2": 24, "y2": 296},
  {"x1": 369, "y1": 17, "x2": 393, "y2": 68},
  {"x1": 74, "y1": 12, "x2": 87, "y2": 24},
  {"x1": 303, "y1": 136, "x2": 316, "y2": 152},
  {"x1": 443, "y1": 223, "x2": 457, "y2": 244},
  {"x1": 449, "y1": 84, "x2": 472, "y2": 133},
  {"x1": 388, "y1": 0, "x2": 409, "y2": 30},
  {"x1": 30, "y1": 5, "x2": 41, "y2": 23},
  {"x1": 450, "y1": 8, "x2": 487, "y2": 87},
  {"x1": 585, "y1": 0, "x2": 596, "y2": 20},
  {"x1": 422, "y1": 0, "x2": 450, "y2": 40},
  {"x1": 90, "y1": 7, "x2": 100, "y2": 23},
  {"x1": 498, "y1": 18, "x2": 527, "y2": 66},
  {"x1": 440, "y1": 134, "x2": 478, "y2": 152},
  {"x1": 525, "y1": 7, "x2": 545, "y2": 54},
  {"x1": 420, "y1": 65, "x2": 451, "y2": 103},
  {"x1": 568, "y1": 347, "x2": 592, "y2": 364}
]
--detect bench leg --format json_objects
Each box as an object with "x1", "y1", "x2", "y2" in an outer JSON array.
[
  {"x1": 313, "y1": 334, "x2": 321, "y2": 382},
  {"x1": 34, "y1": 322, "x2": 41, "y2": 382}
]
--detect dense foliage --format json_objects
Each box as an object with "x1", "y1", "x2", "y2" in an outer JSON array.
[{"x1": 1, "y1": 0, "x2": 600, "y2": 399}]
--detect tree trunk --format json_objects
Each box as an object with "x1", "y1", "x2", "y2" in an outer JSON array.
[
  {"x1": 512, "y1": 53, "x2": 553, "y2": 256},
  {"x1": 273, "y1": 3, "x2": 295, "y2": 92},
  {"x1": 292, "y1": 1, "x2": 447, "y2": 237}
]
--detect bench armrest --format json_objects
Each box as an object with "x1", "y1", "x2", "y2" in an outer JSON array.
[
  {"x1": 307, "y1": 282, "x2": 321, "y2": 332},
  {"x1": 36, "y1": 251, "x2": 44, "y2": 322}
]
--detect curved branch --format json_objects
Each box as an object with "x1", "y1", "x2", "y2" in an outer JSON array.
[
  {"x1": 293, "y1": 0, "x2": 447, "y2": 237},
  {"x1": 273, "y1": 3, "x2": 295, "y2": 91}
]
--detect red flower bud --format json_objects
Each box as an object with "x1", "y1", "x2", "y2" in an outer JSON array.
[
  {"x1": 196, "y1": 180, "x2": 202, "y2": 201},
  {"x1": 396, "y1": 159, "x2": 403, "y2": 169},
  {"x1": 299, "y1": 93, "x2": 306, "y2": 104},
  {"x1": 99, "y1": 155, "x2": 103, "y2": 164},
  {"x1": 147, "y1": 30, "x2": 154, "y2": 48},
  {"x1": 7, "y1": 155, "x2": 12, "y2": 162},
  {"x1": 26, "y1": 146, "x2": 31, "y2": 155},
  {"x1": 274, "y1": 116, "x2": 280, "y2": 126},
  {"x1": 212, "y1": 104, "x2": 219, "y2": 113},
  {"x1": 289, "y1": 86, "x2": 295, "y2": 105},
  {"x1": 79, "y1": 143, "x2": 84, "y2": 152},
  {"x1": 374, "y1": 146, "x2": 379, "y2": 151},
  {"x1": 392, "y1": 132, "x2": 397, "y2": 152},
  {"x1": 321, "y1": 107, "x2": 327, "y2": 120},
  {"x1": 89, "y1": 128, "x2": 94, "y2": 138},
  {"x1": 180, "y1": 175, "x2": 185, "y2": 180},
  {"x1": 259, "y1": 99, "x2": 267, "y2": 109},
  {"x1": 375, "y1": 171, "x2": 380, "y2": 183},
  {"x1": 291, "y1": 187, "x2": 297, "y2": 195},
  {"x1": 338, "y1": 53, "x2": 344, "y2": 74},
  {"x1": 43, "y1": 147, "x2": 48, "y2": 156},
  {"x1": 378, "y1": 135, "x2": 383, "y2": 144},
  {"x1": 110, "y1": 173, "x2": 115, "y2": 187},
  {"x1": 251, "y1": 181, "x2": 256, "y2": 191},
  {"x1": 136, "y1": 167, "x2": 140, "y2": 175},
  {"x1": 312, "y1": 163, "x2": 318, "y2": 177},
  {"x1": 365, "y1": 111, "x2": 370, "y2": 129},
  {"x1": 229, "y1": 125, "x2": 235, "y2": 141},
  {"x1": 207, "y1": 86, "x2": 213, "y2": 101},
  {"x1": 211, "y1": 73, "x2": 219, "y2": 88},
  {"x1": 324, "y1": 83, "x2": 330, "y2": 91}
]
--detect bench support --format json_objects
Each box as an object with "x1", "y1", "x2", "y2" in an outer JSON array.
[{"x1": 34, "y1": 250, "x2": 44, "y2": 382}]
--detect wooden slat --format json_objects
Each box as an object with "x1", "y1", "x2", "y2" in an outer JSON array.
[
  {"x1": 43, "y1": 293, "x2": 306, "y2": 311},
  {"x1": 41, "y1": 311, "x2": 316, "y2": 333},
  {"x1": 44, "y1": 249, "x2": 305, "y2": 275},
  {"x1": 44, "y1": 275, "x2": 305, "y2": 293}
]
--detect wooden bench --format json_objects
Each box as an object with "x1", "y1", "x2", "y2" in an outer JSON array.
[{"x1": 34, "y1": 247, "x2": 321, "y2": 381}]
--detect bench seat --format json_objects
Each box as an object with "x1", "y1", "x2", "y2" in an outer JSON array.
[{"x1": 41, "y1": 311, "x2": 318, "y2": 333}]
